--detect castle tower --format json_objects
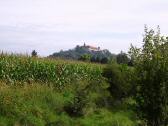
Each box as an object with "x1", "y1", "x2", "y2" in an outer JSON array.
[{"x1": 84, "y1": 43, "x2": 86, "y2": 47}]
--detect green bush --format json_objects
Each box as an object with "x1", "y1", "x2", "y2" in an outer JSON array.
[
  {"x1": 79, "y1": 109, "x2": 137, "y2": 126},
  {"x1": 64, "y1": 79, "x2": 110, "y2": 117},
  {"x1": 79, "y1": 54, "x2": 91, "y2": 62},
  {"x1": 0, "y1": 80, "x2": 138, "y2": 126},
  {"x1": 102, "y1": 63, "x2": 134, "y2": 101},
  {"x1": 129, "y1": 26, "x2": 168, "y2": 126}
]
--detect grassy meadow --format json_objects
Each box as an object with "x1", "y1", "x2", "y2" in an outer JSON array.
[{"x1": 0, "y1": 53, "x2": 138, "y2": 126}]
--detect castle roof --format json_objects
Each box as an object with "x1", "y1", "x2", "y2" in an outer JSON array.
[
  {"x1": 86, "y1": 46, "x2": 98, "y2": 50},
  {"x1": 83, "y1": 43, "x2": 100, "y2": 51}
]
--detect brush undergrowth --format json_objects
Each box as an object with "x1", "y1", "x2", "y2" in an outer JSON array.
[
  {"x1": 0, "y1": 54, "x2": 138, "y2": 126},
  {"x1": 0, "y1": 81, "x2": 138, "y2": 126}
]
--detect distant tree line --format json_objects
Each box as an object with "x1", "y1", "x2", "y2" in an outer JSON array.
[{"x1": 78, "y1": 51, "x2": 132, "y2": 65}]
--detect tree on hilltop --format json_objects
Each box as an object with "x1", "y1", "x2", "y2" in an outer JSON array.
[{"x1": 31, "y1": 50, "x2": 38, "y2": 57}]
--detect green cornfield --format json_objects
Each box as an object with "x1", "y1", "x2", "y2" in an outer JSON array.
[{"x1": 0, "y1": 53, "x2": 103, "y2": 86}]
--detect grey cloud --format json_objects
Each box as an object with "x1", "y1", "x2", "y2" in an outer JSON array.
[{"x1": 0, "y1": 0, "x2": 167, "y2": 56}]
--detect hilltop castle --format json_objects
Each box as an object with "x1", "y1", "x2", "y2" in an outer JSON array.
[{"x1": 83, "y1": 43, "x2": 100, "y2": 51}]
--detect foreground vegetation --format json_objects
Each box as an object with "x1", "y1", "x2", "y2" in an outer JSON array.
[
  {"x1": 0, "y1": 80, "x2": 137, "y2": 126},
  {"x1": 0, "y1": 53, "x2": 138, "y2": 126}
]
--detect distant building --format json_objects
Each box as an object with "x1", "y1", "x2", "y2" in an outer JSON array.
[{"x1": 83, "y1": 43, "x2": 101, "y2": 51}]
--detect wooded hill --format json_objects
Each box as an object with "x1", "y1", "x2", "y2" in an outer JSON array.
[{"x1": 49, "y1": 44, "x2": 116, "y2": 62}]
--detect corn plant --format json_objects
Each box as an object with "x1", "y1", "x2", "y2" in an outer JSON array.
[{"x1": 0, "y1": 54, "x2": 103, "y2": 87}]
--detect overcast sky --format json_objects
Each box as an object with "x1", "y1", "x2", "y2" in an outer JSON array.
[{"x1": 0, "y1": 0, "x2": 168, "y2": 56}]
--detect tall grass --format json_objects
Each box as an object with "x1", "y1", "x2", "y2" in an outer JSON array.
[
  {"x1": 0, "y1": 81, "x2": 74, "y2": 126},
  {"x1": 0, "y1": 81, "x2": 137, "y2": 126}
]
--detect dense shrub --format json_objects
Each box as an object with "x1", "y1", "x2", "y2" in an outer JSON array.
[
  {"x1": 64, "y1": 79, "x2": 110, "y2": 117},
  {"x1": 100, "y1": 57, "x2": 109, "y2": 64},
  {"x1": 129, "y1": 26, "x2": 168, "y2": 126},
  {"x1": 79, "y1": 109, "x2": 137, "y2": 126},
  {"x1": 116, "y1": 51, "x2": 130, "y2": 65},
  {"x1": 0, "y1": 80, "x2": 137, "y2": 126},
  {"x1": 79, "y1": 54, "x2": 91, "y2": 62},
  {"x1": 102, "y1": 63, "x2": 134, "y2": 101}
]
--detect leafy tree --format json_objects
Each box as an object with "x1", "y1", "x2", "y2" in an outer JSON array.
[
  {"x1": 90, "y1": 56, "x2": 97, "y2": 63},
  {"x1": 129, "y1": 26, "x2": 168, "y2": 126},
  {"x1": 95, "y1": 56, "x2": 101, "y2": 63},
  {"x1": 79, "y1": 54, "x2": 91, "y2": 62},
  {"x1": 116, "y1": 51, "x2": 130, "y2": 64},
  {"x1": 101, "y1": 57, "x2": 109, "y2": 64},
  {"x1": 31, "y1": 50, "x2": 37, "y2": 57},
  {"x1": 102, "y1": 63, "x2": 133, "y2": 101}
]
